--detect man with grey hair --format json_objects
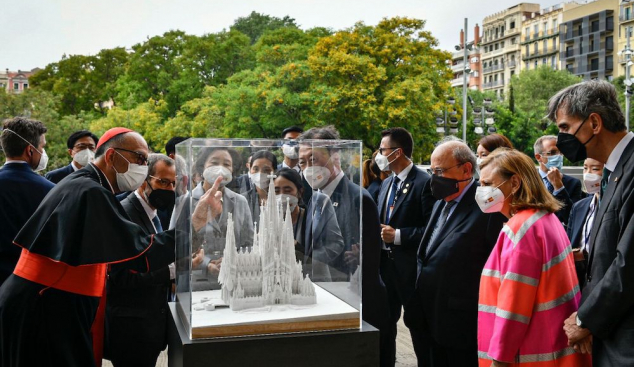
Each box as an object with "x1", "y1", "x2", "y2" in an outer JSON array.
[
  {"x1": 547, "y1": 80, "x2": 634, "y2": 365},
  {"x1": 532, "y1": 135, "x2": 583, "y2": 226},
  {"x1": 404, "y1": 137, "x2": 505, "y2": 367},
  {"x1": 105, "y1": 153, "x2": 176, "y2": 367}
]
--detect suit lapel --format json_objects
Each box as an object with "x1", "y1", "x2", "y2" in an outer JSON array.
[
  {"x1": 588, "y1": 139, "x2": 634, "y2": 265},
  {"x1": 425, "y1": 183, "x2": 477, "y2": 260},
  {"x1": 417, "y1": 201, "x2": 442, "y2": 259},
  {"x1": 389, "y1": 168, "x2": 417, "y2": 223},
  {"x1": 130, "y1": 194, "x2": 156, "y2": 235}
]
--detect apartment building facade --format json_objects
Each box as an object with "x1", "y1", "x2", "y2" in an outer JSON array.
[
  {"x1": 480, "y1": 3, "x2": 540, "y2": 99},
  {"x1": 521, "y1": 3, "x2": 581, "y2": 72},
  {"x1": 560, "y1": 0, "x2": 619, "y2": 80},
  {"x1": 450, "y1": 24, "x2": 483, "y2": 90}
]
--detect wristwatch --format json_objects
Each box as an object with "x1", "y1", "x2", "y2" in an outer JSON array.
[{"x1": 576, "y1": 314, "x2": 585, "y2": 328}]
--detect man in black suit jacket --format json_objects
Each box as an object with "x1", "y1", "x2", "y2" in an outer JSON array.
[
  {"x1": 533, "y1": 135, "x2": 583, "y2": 227},
  {"x1": 0, "y1": 118, "x2": 54, "y2": 285},
  {"x1": 45, "y1": 130, "x2": 98, "y2": 183},
  {"x1": 403, "y1": 139, "x2": 505, "y2": 367},
  {"x1": 549, "y1": 80, "x2": 634, "y2": 365},
  {"x1": 566, "y1": 157, "x2": 604, "y2": 288},
  {"x1": 104, "y1": 154, "x2": 176, "y2": 367},
  {"x1": 376, "y1": 127, "x2": 435, "y2": 366}
]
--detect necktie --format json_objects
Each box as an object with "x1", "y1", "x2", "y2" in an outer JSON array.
[
  {"x1": 152, "y1": 215, "x2": 163, "y2": 233},
  {"x1": 600, "y1": 167, "x2": 612, "y2": 200},
  {"x1": 428, "y1": 200, "x2": 456, "y2": 246},
  {"x1": 385, "y1": 177, "x2": 400, "y2": 222},
  {"x1": 543, "y1": 177, "x2": 554, "y2": 193}
]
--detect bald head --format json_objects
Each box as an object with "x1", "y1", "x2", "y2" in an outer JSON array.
[
  {"x1": 93, "y1": 131, "x2": 150, "y2": 193},
  {"x1": 432, "y1": 139, "x2": 477, "y2": 175}
]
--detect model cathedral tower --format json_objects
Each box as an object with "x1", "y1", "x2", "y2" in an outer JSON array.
[{"x1": 218, "y1": 175, "x2": 316, "y2": 311}]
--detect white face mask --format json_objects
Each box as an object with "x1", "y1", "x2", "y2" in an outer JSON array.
[
  {"x1": 277, "y1": 194, "x2": 299, "y2": 212},
  {"x1": 375, "y1": 149, "x2": 398, "y2": 171},
  {"x1": 476, "y1": 157, "x2": 483, "y2": 166},
  {"x1": 282, "y1": 144, "x2": 298, "y2": 159},
  {"x1": 203, "y1": 165, "x2": 232, "y2": 187},
  {"x1": 475, "y1": 180, "x2": 508, "y2": 214},
  {"x1": 583, "y1": 173, "x2": 601, "y2": 194},
  {"x1": 250, "y1": 172, "x2": 270, "y2": 190},
  {"x1": 303, "y1": 166, "x2": 331, "y2": 190},
  {"x1": 113, "y1": 150, "x2": 148, "y2": 191},
  {"x1": 74, "y1": 148, "x2": 95, "y2": 167},
  {"x1": 33, "y1": 148, "x2": 48, "y2": 172}
]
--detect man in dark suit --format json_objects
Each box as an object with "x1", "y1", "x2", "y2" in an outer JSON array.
[
  {"x1": 403, "y1": 138, "x2": 505, "y2": 367},
  {"x1": 298, "y1": 126, "x2": 363, "y2": 280},
  {"x1": 104, "y1": 153, "x2": 176, "y2": 367},
  {"x1": 548, "y1": 80, "x2": 634, "y2": 365},
  {"x1": 45, "y1": 130, "x2": 99, "y2": 184},
  {"x1": 0, "y1": 117, "x2": 54, "y2": 285},
  {"x1": 566, "y1": 158, "x2": 604, "y2": 288},
  {"x1": 533, "y1": 135, "x2": 583, "y2": 227},
  {"x1": 298, "y1": 126, "x2": 391, "y2": 366},
  {"x1": 375, "y1": 127, "x2": 435, "y2": 366}
]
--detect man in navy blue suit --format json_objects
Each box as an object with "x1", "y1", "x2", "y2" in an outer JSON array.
[
  {"x1": 376, "y1": 127, "x2": 436, "y2": 366},
  {"x1": 533, "y1": 135, "x2": 583, "y2": 227},
  {"x1": 45, "y1": 130, "x2": 99, "y2": 184},
  {"x1": 0, "y1": 117, "x2": 54, "y2": 285}
]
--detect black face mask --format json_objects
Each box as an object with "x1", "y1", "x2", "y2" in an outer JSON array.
[
  {"x1": 556, "y1": 116, "x2": 595, "y2": 163},
  {"x1": 430, "y1": 174, "x2": 471, "y2": 200},
  {"x1": 146, "y1": 182, "x2": 176, "y2": 211}
]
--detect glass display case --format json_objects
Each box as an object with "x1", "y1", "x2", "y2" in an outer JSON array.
[{"x1": 172, "y1": 138, "x2": 363, "y2": 339}]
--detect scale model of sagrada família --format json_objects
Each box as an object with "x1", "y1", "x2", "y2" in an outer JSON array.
[{"x1": 218, "y1": 176, "x2": 316, "y2": 311}]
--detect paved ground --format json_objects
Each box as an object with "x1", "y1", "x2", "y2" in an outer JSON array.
[{"x1": 103, "y1": 313, "x2": 417, "y2": 367}]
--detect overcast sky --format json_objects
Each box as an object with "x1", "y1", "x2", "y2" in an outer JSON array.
[{"x1": 2, "y1": 0, "x2": 574, "y2": 71}]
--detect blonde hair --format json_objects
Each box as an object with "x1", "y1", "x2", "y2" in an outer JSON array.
[{"x1": 480, "y1": 148, "x2": 562, "y2": 214}]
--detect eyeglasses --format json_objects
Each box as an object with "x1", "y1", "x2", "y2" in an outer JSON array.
[
  {"x1": 149, "y1": 175, "x2": 176, "y2": 188},
  {"x1": 114, "y1": 147, "x2": 149, "y2": 166},
  {"x1": 73, "y1": 143, "x2": 96, "y2": 151},
  {"x1": 378, "y1": 147, "x2": 400, "y2": 155},
  {"x1": 427, "y1": 163, "x2": 464, "y2": 177},
  {"x1": 540, "y1": 150, "x2": 561, "y2": 157}
]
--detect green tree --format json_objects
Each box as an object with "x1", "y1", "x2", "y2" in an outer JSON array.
[
  {"x1": 115, "y1": 30, "x2": 192, "y2": 114},
  {"x1": 231, "y1": 11, "x2": 299, "y2": 44}
]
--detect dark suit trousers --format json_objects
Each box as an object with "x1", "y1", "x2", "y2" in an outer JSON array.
[
  {"x1": 381, "y1": 251, "x2": 413, "y2": 367},
  {"x1": 410, "y1": 328, "x2": 477, "y2": 367}
]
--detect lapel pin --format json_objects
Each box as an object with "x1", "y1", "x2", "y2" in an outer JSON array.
[
  {"x1": 333, "y1": 202, "x2": 339, "y2": 207},
  {"x1": 402, "y1": 189, "x2": 408, "y2": 194},
  {"x1": 615, "y1": 177, "x2": 619, "y2": 182},
  {"x1": 406, "y1": 183, "x2": 410, "y2": 187}
]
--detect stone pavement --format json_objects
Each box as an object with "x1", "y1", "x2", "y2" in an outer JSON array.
[{"x1": 103, "y1": 316, "x2": 417, "y2": 367}]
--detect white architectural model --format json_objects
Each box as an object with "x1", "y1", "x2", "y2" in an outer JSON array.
[{"x1": 218, "y1": 176, "x2": 316, "y2": 311}]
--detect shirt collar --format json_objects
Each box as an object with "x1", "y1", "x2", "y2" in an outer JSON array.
[
  {"x1": 454, "y1": 178, "x2": 475, "y2": 204},
  {"x1": 4, "y1": 160, "x2": 29, "y2": 165},
  {"x1": 321, "y1": 170, "x2": 345, "y2": 198},
  {"x1": 605, "y1": 132, "x2": 634, "y2": 172},
  {"x1": 395, "y1": 162, "x2": 414, "y2": 182},
  {"x1": 71, "y1": 161, "x2": 81, "y2": 171},
  {"x1": 134, "y1": 190, "x2": 157, "y2": 220}
]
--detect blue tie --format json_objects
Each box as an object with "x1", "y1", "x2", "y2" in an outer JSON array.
[
  {"x1": 151, "y1": 215, "x2": 163, "y2": 233},
  {"x1": 386, "y1": 177, "x2": 400, "y2": 222},
  {"x1": 543, "y1": 177, "x2": 554, "y2": 193}
]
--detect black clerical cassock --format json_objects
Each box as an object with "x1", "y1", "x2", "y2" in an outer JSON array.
[{"x1": 0, "y1": 164, "x2": 175, "y2": 367}]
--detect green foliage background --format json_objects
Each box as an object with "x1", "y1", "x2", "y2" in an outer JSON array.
[{"x1": 2, "y1": 11, "x2": 611, "y2": 171}]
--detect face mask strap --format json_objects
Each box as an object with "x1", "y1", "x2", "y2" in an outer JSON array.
[{"x1": 2, "y1": 128, "x2": 42, "y2": 155}]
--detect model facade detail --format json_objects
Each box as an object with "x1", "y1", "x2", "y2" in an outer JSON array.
[{"x1": 218, "y1": 176, "x2": 316, "y2": 311}]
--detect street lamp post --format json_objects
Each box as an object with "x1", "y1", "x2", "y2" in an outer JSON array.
[
  {"x1": 462, "y1": 18, "x2": 469, "y2": 141},
  {"x1": 435, "y1": 97, "x2": 458, "y2": 135},
  {"x1": 473, "y1": 98, "x2": 495, "y2": 136},
  {"x1": 624, "y1": 26, "x2": 633, "y2": 132}
]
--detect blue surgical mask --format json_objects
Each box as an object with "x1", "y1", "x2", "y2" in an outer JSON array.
[{"x1": 546, "y1": 154, "x2": 563, "y2": 171}]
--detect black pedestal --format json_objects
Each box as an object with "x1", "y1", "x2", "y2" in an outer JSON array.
[{"x1": 167, "y1": 303, "x2": 379, "y2": 367}]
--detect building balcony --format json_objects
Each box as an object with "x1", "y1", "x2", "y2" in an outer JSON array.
[
  {"x1": 451, "y1": 62, "x2": 466, "y2": 72},
  {"x1": 482, "y1": 79, "x2": 505, "y2": 89},
  {"x1": 451, "y1": 77, "x2": 465, "y2": 87},
  {"x1": 620, "y1": 13, "x2": 634, "y2": 23},
  {"x1": 508, "y1": 60, "x2": 517, "y2": 68},
  {"x1": 522, "y1": 47, "x2": 560, "y2": 61}
]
